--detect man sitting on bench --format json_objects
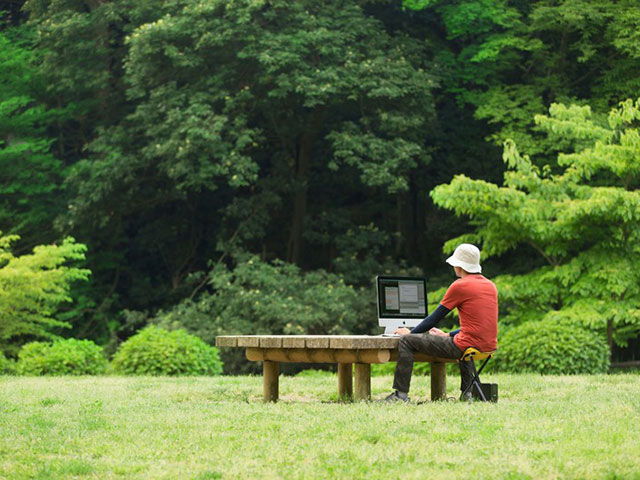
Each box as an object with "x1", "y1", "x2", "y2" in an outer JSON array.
[{"x1": 384, "y1": 243, "x2": 498, "y2": 402}]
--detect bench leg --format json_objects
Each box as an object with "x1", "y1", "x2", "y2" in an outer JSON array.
[
  {"x1": 337, "y1": 363, "x2": 353, "y2": 400},
  {"x1": 354, "y1": 363, "x2": 371, "y2": 401},
  {"x1": 431, "y1": 362, "x2": 447, "y2": 401},
  {"x1": 263, "y1": 360, "x2": 279, "y2": 402}
]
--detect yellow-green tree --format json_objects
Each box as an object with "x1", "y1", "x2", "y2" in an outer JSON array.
[
  {"x1": 432, "y1": 99, "x2": 640, "y2": 354},
  {"x1": 0, "y1": 235, "x2": 90, "y2": 355}
]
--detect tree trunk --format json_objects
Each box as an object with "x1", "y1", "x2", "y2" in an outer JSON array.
[
  {"x1": 607, "y1": 318, "x2": 614, "y2": 361},
  {"x1": 287, "y1": 133, "x2": 312, "y2": 266},
  {"x1": 395, "y1": 193, "x2": 404, "y2": 257},
  {"x1": 85, "y1": 1, "x2": 112, "y2": 125},
  {"x1": 285, "y1": 108, "x2": 324, "y2": 266},
  {"x1": 395, "y1": 190, "x2": 414, "y2": 259}
]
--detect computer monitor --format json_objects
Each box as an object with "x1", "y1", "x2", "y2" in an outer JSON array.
[{"x1": 376, "y1": 275, "x2": 428, "y2": 334}]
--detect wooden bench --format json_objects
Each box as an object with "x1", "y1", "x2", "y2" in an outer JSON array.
[{"x1": 215, "y1": 335, "x2": 458, "y2": 402}]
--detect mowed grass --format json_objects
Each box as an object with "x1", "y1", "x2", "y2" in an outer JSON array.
[{"x1": 1, "y1": 373, "x2": 639, "y2": 480}]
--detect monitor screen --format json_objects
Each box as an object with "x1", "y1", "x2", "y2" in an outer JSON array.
[{"x1": 376, "y1": 276, "x2": 427, "y2": 319}]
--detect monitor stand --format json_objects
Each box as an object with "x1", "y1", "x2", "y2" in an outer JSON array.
[{"x1": 381, "y1": 325, "x2": 401, "y2": 335}]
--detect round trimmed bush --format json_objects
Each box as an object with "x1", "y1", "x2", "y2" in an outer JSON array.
[
  {"x1": 493, "y1": 319, "x2": 610, "y2": 374},
  {"x1": 111, "y1": 326, "x2": 223, "y2": 375},
  {"x1": 16, "y1": 338, "x2": 108, "y2": 375}
]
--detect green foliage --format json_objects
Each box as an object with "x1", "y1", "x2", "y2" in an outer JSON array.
[
  {"x1": 331, "y1": 223, "x2": 395, "y2": 286},
  {"x1": 0, "y1": 234, "x2": 90, "y2": 355},
  {"x1": 18, "y1": 0, "x2": 173, "y2": 342},
  {"x1": 0, "y1": 352, "x2": 15, "y2": 375},
  {"x1": 22, "y1": 0, "x2": 161, "y2": 126},
  {"x1": 404, "y1": 0, "x2": 640, "y2": 160},
  {"x1": 111, "y1": 326, "x2": 223, "y2": 376},
  {"x1": 9, "y1": 0, "x2": 640, "y2": 361},
  {"x1": 493, "y1": 319, "x2": 610, "y2": 374},
  {"x1": 16, "y1": 338, "x2": 107, "y2": 375},
  {"x1": 0, "y1": 26, "x2": 65, "y2": 246},
  {"x1": 432, "y1": 99, "x2": 640, "y2": 352},
  {"x1": 158, "y1": 256, "x2": 376, "y2": 338},
  {"x1": 62, "y1": 0, "x2": 437, "y2": 277},
  {"x1": 73, "y1": 0, "x2": 437, "y2": 197},
  {"x1": 154, "y1": 255, "x2": 376, "y2": 373}
]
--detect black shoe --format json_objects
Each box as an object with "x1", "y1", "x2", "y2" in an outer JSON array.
[{"x1": 383, "y1": 391, "x2": 410, "y2": 403}]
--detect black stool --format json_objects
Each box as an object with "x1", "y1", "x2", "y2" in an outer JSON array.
[{"x1": 460, "y1": 347, "x2": 496, "y2": 402}]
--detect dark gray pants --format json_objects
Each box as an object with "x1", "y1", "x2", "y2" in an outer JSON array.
[{"x1": 393, "y1": 334, "x2": 473, "y2": 394}]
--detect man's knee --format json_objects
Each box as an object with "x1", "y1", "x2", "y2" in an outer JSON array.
[
  {"x1": 399, "y1": 335, "x2": 414, "y2": 349},
  {"x1": 399, "y1": 334, "x2": 426, "y2": 353},
  {"x1": 398, "y1": 335, "x2": 414, "y2": 355}
]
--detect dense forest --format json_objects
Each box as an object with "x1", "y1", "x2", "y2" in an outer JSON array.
[{"x1": 1, "y1": 0, "x2": 639, "y2": 370}]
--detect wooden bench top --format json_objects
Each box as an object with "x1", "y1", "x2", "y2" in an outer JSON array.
[
  {"x1": 215, "y1": 335, "x2": 459, "y2": 365},
  {"x1": 215, "y1": 335, "x2": 400, "y2": 349}
]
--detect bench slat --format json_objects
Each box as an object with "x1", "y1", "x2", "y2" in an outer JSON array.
[
  {"x1": 237, "y1": 336, "x2": 261, "y2": 347},
  {"x1": 215, "y1": 336, "x2": 238, "y2": 347},
  {"x1": 329, "y1": 335, "x2": 398, "y2": 349},
  {"x1": 281, "y1": 336, "x2": 331, "y2": 348},
  {"x1": 260, "y1": 337, "x2": 283, "y2": 348},
  {"x1": 304, "y1": 337, "x2": 330, "y2": 348}
]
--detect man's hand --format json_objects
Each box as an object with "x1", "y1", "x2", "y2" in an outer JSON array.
[
  {"x1": 393, "y1": 327, "x2": 411, "y2": 336},
  {"x1": 428, "y1": 327, "x2": 449, "y2": 337}
]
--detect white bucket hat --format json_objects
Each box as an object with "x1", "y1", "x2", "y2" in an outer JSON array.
[{"x1": 446, "y1": 243, "x2": 482, "y2": 273}]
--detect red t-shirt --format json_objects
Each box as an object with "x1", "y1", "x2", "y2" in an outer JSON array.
[{"x1": 440, "y1": 275, "x2": 498, "y2": 352}]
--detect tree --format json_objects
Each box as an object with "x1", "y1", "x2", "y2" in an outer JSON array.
[
  {"x1": 22, "y1": 0, "x2": 163, "y2": 141},
  {"x1": 0, "y1": 235, "x2": 90, "y2": 355},
  {"x1": 431, "y1": 99, "x2": 640, "y2": 355},
  {"x1": 65, "y1": 0, "x2": 438, "y2": 272},
  {"x1": 404, "y1": 0, "x2": 640, "y2": 160},
  {"x1": 0, "y1": 26, "x2": 65, "y2": 249},
  {"x1": 19, "y1": 0, "x2": 169, "y2": 342}
]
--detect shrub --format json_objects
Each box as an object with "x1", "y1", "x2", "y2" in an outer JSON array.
[
  {"x1": 16, "y1": 338, "x2": 107, "y2": 375},
  {"x1": 492, "y1": 319, "x2": 610, "y2": 374},
  {"x1": 111, "y1": 326, "x2": 223, "y2": 376},
  {"x1": 153, "y1": 255, "x2": 376, "y2": 374},
  {"x1": 0, "y1": 352, "x2": 15, "y2": 375},
  {"x1": 0, "y1": 235, "x2": 90, "y2": 356}
]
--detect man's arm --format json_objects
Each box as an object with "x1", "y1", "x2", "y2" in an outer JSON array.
[
  {"x1": 409, "y1": 304, "x2": 451, "y2": 334},
  {"x1": 448, "y1": 328, "x2": 460, "y2": 337}
]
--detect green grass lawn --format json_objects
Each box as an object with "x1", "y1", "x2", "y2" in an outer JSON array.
[{"x1": 1, "y1": 373, "x2": 639, "y2": 479}]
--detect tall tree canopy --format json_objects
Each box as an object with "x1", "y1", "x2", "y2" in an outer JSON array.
[
  {"x1": 404, "y1": 0, "x2": 640, "y2": 158},
  {"x1": 0, "y1": 26, "x2": 65, "y2": 249},
  {"x1": 63, "y1": 0, "x2": 438, "y2": 300}
]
